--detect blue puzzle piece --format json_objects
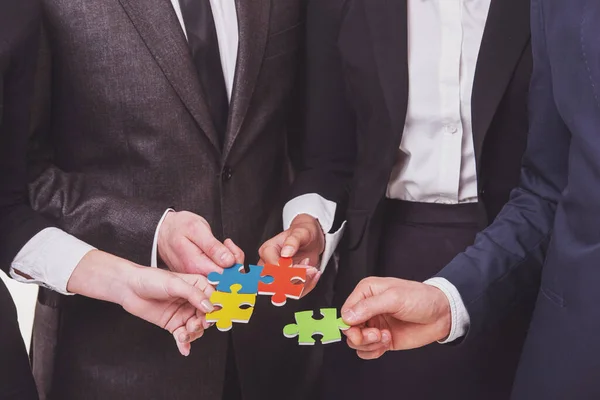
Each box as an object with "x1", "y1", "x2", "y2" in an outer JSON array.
[{"x1": 208, "y1": 264, "x2": 274, "y2": 294}]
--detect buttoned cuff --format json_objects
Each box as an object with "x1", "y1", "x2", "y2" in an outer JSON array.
[
  {"x1": 283, "y1": 193, "x2": 346, "y2": 272},
  {"x1": 10, "y1": 227, "x2": 95, "y2": 295},
  {"x1": 424, "y1": 277, "x2": 470, "y2": 343},
  {"x1": 151, "y1": 208, "x2": 174, "y2": 268}
]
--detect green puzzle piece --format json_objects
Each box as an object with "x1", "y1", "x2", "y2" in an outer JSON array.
[{"x1": 283, "y1": 308, "x2": 350, "y2": 345}]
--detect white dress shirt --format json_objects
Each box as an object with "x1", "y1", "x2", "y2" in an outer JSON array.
[
  {"x1": 284, "y1": 0, "x2": 492, "y2": 342},
  {"x1": 12, "y1": 0, "x2": 239, "y2": 294}
]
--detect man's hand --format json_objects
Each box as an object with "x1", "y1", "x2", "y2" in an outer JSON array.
[
  {"x1": 158, "y1": 211, "x2": 244, "y2": 275},
  {"x1": 258, "y1": 214, "x2": 325, "y2": 296},
  {"x1": 341, "y1": 277, "x2": 452, "y2": 360},
  {"x1": 67, "y1": 250, "x2": 217, "y2": 356}
]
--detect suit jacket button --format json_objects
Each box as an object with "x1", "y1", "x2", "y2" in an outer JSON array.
[{"x1": 222, "y1": 166, "x2": 233, "y2": 182}]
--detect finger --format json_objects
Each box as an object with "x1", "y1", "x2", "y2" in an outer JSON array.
[
  {"x1": 165, "y1": 276, "x2": 214, "y2": 313},
  {"x1": 341, "y1": 278, "x2": 398, "y2": 325},
  {"x1": 342, "y1": 291, "x2": 403, "y2": 327},
  {"x1": 173, "y1": 326, "x2": 191, "y2": 356},
  {"x1": 341, "y1": 277, "x2": 385, "y2": 315},
  {"x1": 224, "y1": 239, "x2": 245, "y2": 265},
  {"x1": 164, "y1": 302, "x2": 200, "y2": 336},
  {"x1": 187, "y1": 222, "x2": 235, "y2": 268},
  {"x1": 259, "y1": 237, "x2": 284, "y2": 265},
  {"x1": 186, "y1": 315, "x2": 205, "y2": 335},
  {"x1": 343, "y1": 326, "x2": 364, "y2": 346},
  {"x1": 357, "y1": 347, "x2": 388, "y2": 360},
  {"x1": 301, "y1": 269, "x2": 321, "y2": 297},
  {"x1": 172, "y1": 237, "x2": 224, "y2": 275},
  {"x1": 348, "y1": 341, "x2": 389, "y2": 353},
  {"x1": 345, "y1": 327, "x2": 381, "y2": 347},
  {"x1": 281, "y1": 227, "x2": 312, "y2": 258},
  {"x1": 186, "y1": 323, "x2": 205, "y2": 343}
]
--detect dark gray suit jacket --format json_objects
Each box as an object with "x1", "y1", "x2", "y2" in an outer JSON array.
[{"x1": 28, "y1": 1, "x2": 325, "y2": 399}]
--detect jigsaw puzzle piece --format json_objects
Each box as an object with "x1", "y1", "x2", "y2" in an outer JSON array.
[
  {"x1": 258, "y1": 258, "x2": 306, "y2": 306},
  {"x1": 205, "y1": 284, "x2": 256, "y2": 331},
  {"x1": 283, "y1": 308, "x2": 350, "y2": 345},
  {"x1": 207, "y1": 264, "x2": 273, "y2": 294}
]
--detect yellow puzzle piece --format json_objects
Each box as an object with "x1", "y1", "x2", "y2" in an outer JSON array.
[{"x1": 206, "y1": 284, "x2": 256, "y2": 331}]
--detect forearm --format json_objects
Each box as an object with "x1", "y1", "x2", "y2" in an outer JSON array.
[{"x1": 66, "y1": 249, "x2": 137, "y2": 306}]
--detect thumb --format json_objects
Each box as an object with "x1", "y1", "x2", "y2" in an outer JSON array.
[
  {"x1": 342, "y1": 289, "x2": 403, "y2": 326},
  {"x1": 166, "y1": 276, "x2": 214, "y2": 313},
  {"x1": 280, "y1": 227, "x2": 312, "y2": 258}
]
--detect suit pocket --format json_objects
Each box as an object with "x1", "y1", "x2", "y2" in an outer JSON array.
[
  {"x1": 345, "y1": 209, "x2": 370, "y2": 250},
  {"x1": 264, "y1": 22, "x2": 304, "y2": 60}
]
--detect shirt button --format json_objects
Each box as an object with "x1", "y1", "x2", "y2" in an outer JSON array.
[
  {"x1": 222, "y1": 166, "x2": 233, "y2": 182},
  {"x1": 445, "y1": 124, "x2": 458, "y2": 134}
]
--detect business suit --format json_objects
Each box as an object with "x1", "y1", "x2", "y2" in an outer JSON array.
[
  {"x1": 0, "y1": 1, "x2": 43, "y2": 399},
  {"x1": 27, "y1": 1, "x2": 325, "y2": 399},
  {"x1": 438, "y1": 0, "x2": 600, "y2": 398},
  {"x1": 290, "y1": 0, "x2": 534, "y2": 398}
]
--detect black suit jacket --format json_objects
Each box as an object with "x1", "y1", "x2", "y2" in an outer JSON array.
[
  {"x1": 291, "y1": 0, "x2": 532, "y2": 300},
  {"x1": 0, "y1": 0, "x2": 50, "y2": 270},
  {"x1": 0, "y1": 1, "x2": 43, "y2": 399},
  {"x1": 27, "y1": 1, "x2": 326, "y2": 399}
]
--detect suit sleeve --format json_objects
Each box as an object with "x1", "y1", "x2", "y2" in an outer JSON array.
[
  {"x1": 25, "y1": 29, "x2": 167, "y2": 266},
  {"x1": 288, "y1": 0, "x2": 356, "y2": 231},
  {"x1": 437, "y1": 0, "x2": 570, "y2": 338},
  {"x1": 0, "y1": 9, "x2": 53, "y2": 273}
]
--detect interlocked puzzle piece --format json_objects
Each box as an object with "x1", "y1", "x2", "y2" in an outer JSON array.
[
  {"x1": 205, "y1": 284, "x2": 256, "y2": 331},
  {"x1": 208, "y1": 264, "x2": 274, "y2": 294},
  {"x1": 283, "y1": 308, "x2": 350, "y2": 345},
  {"x1": 258, "y1": 257, "x2": 306, "y2": 306}
]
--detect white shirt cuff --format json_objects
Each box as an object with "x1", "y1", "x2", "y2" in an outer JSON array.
[
  {"x1": 424, "y1": 277, "x2": 470, "y2": 343},
  {"x1": 151, "y1": 209, "x2": 174, "y2": 268},
  {"x1": 282, "y1": 193, "x2": 346, "y2": 272},
  {"x1": 10, "y1": 227, "x2": 96, "y2": 295}
]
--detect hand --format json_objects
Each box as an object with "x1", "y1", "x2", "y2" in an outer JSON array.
[
  {"x1": 258, "y1": 214, "x2": 325, "y2": 296},
  {"x1": 341, "y1": 277, "x2": 451, "y2": 360},
  {"x1": 67, "y1": 250, "x2": 216, "y2": 356},
  {"x1": 158, "y1": 211, "x2": 245, "y2": 275}
]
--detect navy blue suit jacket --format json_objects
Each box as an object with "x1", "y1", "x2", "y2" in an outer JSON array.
[{"x1": 439, "y1": 0, "x2": 600, "y2": 397}]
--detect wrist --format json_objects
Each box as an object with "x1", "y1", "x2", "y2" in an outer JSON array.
[
  {"x1": 431, "y1": 287, "x2": 452, "y2": 341},
  {"x1": 157, "y1": 212, "x2": 174, "y2": 264}
]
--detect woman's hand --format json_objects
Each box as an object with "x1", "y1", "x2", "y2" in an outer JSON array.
[{"x1": 67, "y1": 250, "x2": 216, "y2": 356}]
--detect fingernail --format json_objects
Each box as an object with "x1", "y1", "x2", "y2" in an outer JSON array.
[
  {"x1": 368, "y1": 332, "x2": 378, "y2": 342},
  {"x1": 281, "y1": 246, "x2": 295, "y2": 257},
  {"x1": 342, "y1": 309, "x2": 357, "y2": 323},
  {"x1": 202, "y1": 319, "x2": 211, "y2": 329},
  {"x1": 201, "y1": 300, "x2": 214, "y2": 313},
  {"x1": 301, "y1": 258, "x2": 310, "y2": 266},
  {"x1": 179, "y1": 333, "x2": 190, "y2": 343},
  {"x1": 221, "y1": 253, "x2": 234, "y2": 264},
  {"x1": 382, "y1": 332, "x2": 390, "y2": 343}
]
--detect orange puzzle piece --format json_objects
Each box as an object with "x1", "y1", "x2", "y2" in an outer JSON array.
[{"x1": 258, "y1": 257, "x2": 306, "y2": 306}]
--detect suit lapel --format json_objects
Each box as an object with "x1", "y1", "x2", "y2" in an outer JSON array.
[
  {"x1": 472, "y1": 0, "x2": 531, "y2": 161},
  {"x1": 223, "y1": 0, "x2": 271, "y2": 160},
  {"x1": 363, "y1": 0, "x2": 409, "y2": 141},
  {"x1": 118, "y1": 0, "x2": 221, "y2": 152}
]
